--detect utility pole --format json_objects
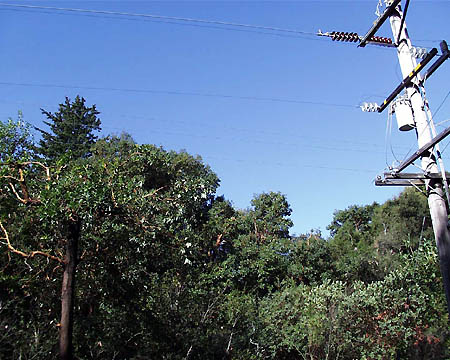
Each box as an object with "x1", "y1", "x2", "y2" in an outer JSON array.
[
  {"x1": 319, "y1": 0, "x2": 450, "y2": 316},
  {"x1": 387, "y1": 3, "x2": 450, "y2": 316}
]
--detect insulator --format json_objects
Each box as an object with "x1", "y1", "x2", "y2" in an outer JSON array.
[
  {"x1": 368, "y1": 35, "x2": 393, "y2": 46},
  {"x1": 410, "y1": 47, "x2": 428, "y2": 59},
  {"x1": 328, "y1": 31, "x2": 361, "y2": 43},
  {"x1": 360, "y1": 102, "x2": 380, "y2": 112}
]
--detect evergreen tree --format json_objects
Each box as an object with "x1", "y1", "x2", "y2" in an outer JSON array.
[{"x1": 36, "y1": 96, "x2": 101, "y2": 161}]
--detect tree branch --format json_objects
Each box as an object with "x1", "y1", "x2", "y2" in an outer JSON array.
[
  {"x1": 1, "y1": 161, "x2": 50, "y2": 205},
  {"x1": 0, "y1": 220, "x2": 64, "y2": 264},
  {"x1": 143, "y1": 186, "x2": 165, "y2": 199},
  {"x1": 8, "y1": 182, "x2": 28, "y2": 204}
]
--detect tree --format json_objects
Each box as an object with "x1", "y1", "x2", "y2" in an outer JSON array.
[
  {"x1": 250, "y1": 192, "x2": 293, "y2": 240},
  {"x1": 0, "y1": 112, "x2": 34, "y2": 162},
  {"x1": 36, "y1": 96, "x2": 101, "y2": 161},
  {"x1": 372, "y1": 187, "x2": 433, "y2": 254},
  {"x1": 327, "y1": 203, "x2": 383, "y2": 282},
  {"x1": 1, "y1": 126, "x2": 221, "y2": 359}
]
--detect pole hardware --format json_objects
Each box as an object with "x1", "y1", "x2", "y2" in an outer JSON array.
[
  {"x1": 410, "y1": 46, "x2": 429, "y2": 59},
  {"x1": 359, "y1": 0, "x2": 401, "y2": 47},
  {"x1": 359, "y1": 0, "x2": 450, "y2": 317},
  {"x1": 422, "y1": 40, "x2": 450, "y2": 83},
  {"x1": 395, "y1": 0, "x2": 410, "y2": 45},
  {"x1": 317, "y1": 30, "x2": 393, "y2": 47},
  {"x1": 377, "y1": 48, "x2": 438, "y2": 113},
  {"x1": 329, "y1": 31, "x2": 360, "y2": 42},
  {"x1": 390, "y1": 126, "x2": 450, "y2": 175},
  {"x1": 360, "y1": 102, "x2": 380, "y2": 112},
  {"x1": 375, "y1": 172, "x2": 449, "y2": 186},
  {"x1": 391, "y1": 95, "x2": 414, "y2": 131}
]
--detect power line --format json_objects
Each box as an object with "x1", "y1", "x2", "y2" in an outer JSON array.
[
  {"x1": 0, "y1": 3, "x2": 316, "y2": 37},
  {"x1": 2, "y1": 101, "x2": 410, "y2": 156},
  {"x1": 433, "y1": 89, "x2": 450, "y2": 119},
  {"x1": 1, "y1": 7, "x2": 322, "y2": 42},
  {"x1": 0, "y1": 81, "x2": 359, "y2": 108}
]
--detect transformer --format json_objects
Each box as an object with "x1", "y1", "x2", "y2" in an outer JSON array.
[{"x1": 392, "y1": 96, "x2": 415, "y2": 131}]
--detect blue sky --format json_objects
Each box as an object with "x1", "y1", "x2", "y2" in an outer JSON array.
[{"x1": 1, "y1": 0, "x2": 449, "y2": 236}]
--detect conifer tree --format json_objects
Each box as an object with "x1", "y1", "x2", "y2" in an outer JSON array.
[{"x1": 36, "y1": 96, "x2": 101, "y2": 161}]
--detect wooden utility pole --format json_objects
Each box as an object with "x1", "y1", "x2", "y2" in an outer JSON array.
[
  {"x1": 388, "y1": 3, "x2": 450, "y2": 316},
  {"x1": 319, "y1": 0, "x2": 450, "y2": 316}
]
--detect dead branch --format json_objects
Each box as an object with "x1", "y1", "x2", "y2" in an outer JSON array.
[{"x1": 226, "y1": 318, "x2": 239, "y2": 355}]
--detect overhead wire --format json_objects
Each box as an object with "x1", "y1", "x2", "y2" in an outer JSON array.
[
  {"x1": 26, "y1": 119, "x2": 388, "y2": 157},
  {"x1": 433, "y1": 89, "x2": 450, "y2": 121},
  {"x1": 0, "y1": 81, "x2": 359, "y2": 109},
  {"x1": 0, "y1": 98, "x2": 416, "y2": 155},
  {"x1": 1, "y1": 7, "x2": 324, "y2": 41},
  {"x1": 0, "y1": 3, "x2": 441, "y2": 48},
  {"x1": 18, "y1": 124, "x2": 380, "y2": 174},
  {"x1": 0, "y1": 3, "x2": 317, "y2": 37},
  {"x1": 385, "y1": 105, "x2": 402, "y2": 169}
]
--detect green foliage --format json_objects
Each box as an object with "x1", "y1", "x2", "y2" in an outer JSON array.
[
  {"x1": 250, "y1": 192, "x2": 293, "y2": 239},
  {"x1": 2, "y1": 104, "x2": 450, "y2": 360},
  {"x1": 257, "y1": 239, "x2": 449, "y2": 359},
  {"x1": 0, "y1": 113, "x2": 34, "y2": 162},
  {"x1": 328, "y1": 203, "x2": 378, "y2": 238},
  {"x1": 373, "y1": 187, "x2": 433, "y2": 254},
  {"x1": 327, "y1": 203, "x2": 383, "y2": 282},
  {"x1": 36, "y1": 96, "x2": 101, "y2": 161},
  {"x1": 290, "y1": 234, "x2": 336, "y2": 285}
]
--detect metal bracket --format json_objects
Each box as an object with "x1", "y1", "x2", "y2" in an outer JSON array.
[
  {"x1": 375, "y1": 172, "x2": 448, "y2": 186},
  {"x1": 377, "y1": 48, "x2": 438, "y2": 113},
  {"x1": 391, "y1": 126, "x2": 450, "y2": 174},
  {"x1": 422, "y1": 40, "x2": 450, "y2": 83},
  {"x1": 359, "y1": 0, "x2": 401, "y2": 48}
]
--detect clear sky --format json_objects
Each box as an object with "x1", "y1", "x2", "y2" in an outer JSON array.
[{"x1": 1, "y1": 0, "x2": 449, "y2": 236}]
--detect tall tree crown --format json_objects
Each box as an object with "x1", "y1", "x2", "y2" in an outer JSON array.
[{"x1": 36, "y1": 96, "x2": 101, "y2": 161}]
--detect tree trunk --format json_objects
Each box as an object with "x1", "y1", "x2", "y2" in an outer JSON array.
[{"x1": 59, "y1": 219, "x2": 80, "y2": 360}]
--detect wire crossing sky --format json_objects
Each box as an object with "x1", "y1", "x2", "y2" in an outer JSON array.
[
  {"x1": 0, "y1": 2, "x2": 317, "y2": 36},
  {"x1": 1, "y1": 0, "x2": 449, "y2": 235}
]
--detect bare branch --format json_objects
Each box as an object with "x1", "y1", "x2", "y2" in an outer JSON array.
[
  {"x1": 1, "y1": 161, "x2": 49, "y2": 204},
  {"x1": 143, "y1": 186, "x2": 165, "y2": 199},
  {"x1": 0, "y1": 220, "x2": 64, "y2": 264},
  {"x1": 226, "y1": 318, "x2": 239, "y2": 355},
  {"x1": 0, "y1": 175, "x2": 21, "y2": 182},
  {"x1": 8, "y1": 182, "x2": 28, "y2": 204}
]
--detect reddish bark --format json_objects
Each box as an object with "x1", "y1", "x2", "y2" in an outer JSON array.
[{"x1": 59, "y1": 220, "x2": 80, "y2": 360}]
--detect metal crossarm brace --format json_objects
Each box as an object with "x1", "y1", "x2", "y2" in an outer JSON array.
[
  {"x1": 423, "y1": 40, "x2": 450, "y2": 82},
  {"x1": 375, "y1": 172, "x2": 450, "y2": 187},
  {"x1": 386, "y1": 173, "x2": 447, "y2": 179},
  {"x1": 359, "y1": 0, "x2": 401, "y2": 48},
  {"x1": 377, "y1": 48, "x2": 438, "y2": 113},
  {"x1": 393, "y1": 126, "x2": 450, "y2": 174}
]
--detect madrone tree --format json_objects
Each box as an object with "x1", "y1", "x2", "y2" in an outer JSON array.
[{"x1": 1, "y1": 116, "x2": 219, "y2": 359}]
